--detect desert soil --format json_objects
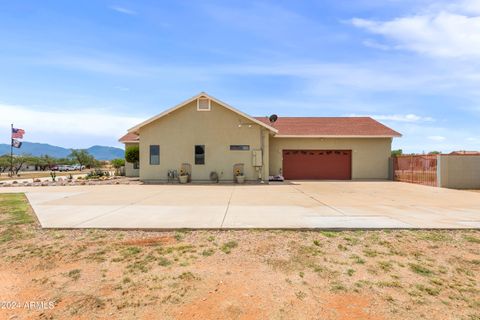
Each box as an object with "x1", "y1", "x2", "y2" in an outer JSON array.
[{"x1": 0, "y1": 194, "x2": 479, "y2": 320}]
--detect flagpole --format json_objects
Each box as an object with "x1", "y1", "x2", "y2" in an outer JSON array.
[{"x1": 10, "y1": 123, "x2": 13, "y2": 177}]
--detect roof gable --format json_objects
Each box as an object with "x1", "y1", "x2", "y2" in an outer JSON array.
[
  {"x1": 128, "y1": 92, "x2": 278, "y2": 133},
  {"x1": 118, "y1": 132, "x2": 139, "y2": 143}
]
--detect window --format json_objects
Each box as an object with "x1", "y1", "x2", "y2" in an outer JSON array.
[
  {"x1": 197, "y1": 97, "x2": 211, "y2": 111},
  {"x1": 230, "y1": 145, "x2": 250, "y2": 151},
  {"x1": 195, "y1": 145, "x2": 205, "y2": 165},
  {"x1": 149, "y1": 145, "x2": 160, "y2": 165}
]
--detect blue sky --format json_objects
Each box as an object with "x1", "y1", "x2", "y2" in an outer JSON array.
[{"x1": 1, "y1": 0, "x2": 480, "y2": 152}]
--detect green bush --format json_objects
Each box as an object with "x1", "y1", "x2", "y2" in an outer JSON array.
[
  {"x1": 111, "y1": 158, "x2": 125, "y2": 168},
  {"x1": 86, "y1": 169, "x2": 110, "y2": 179},
  {"x1": 125, "y1": 146, "x2": 139, "y2": 164}
]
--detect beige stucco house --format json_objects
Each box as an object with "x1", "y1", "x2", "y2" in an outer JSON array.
[{"x1": 119, "y1": 92, "x2": 401, "y2": 182}]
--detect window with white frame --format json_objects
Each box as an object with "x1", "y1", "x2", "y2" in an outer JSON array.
[{"x1": 197, "y1": 97, "x2": 211, "y2": 111}]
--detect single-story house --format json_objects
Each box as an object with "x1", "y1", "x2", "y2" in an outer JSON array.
[
  {"x1": 119, "y1": 92, "x2": 401, "y2": 182},
  {"x1": 449, "y1": 150, "x2": 480, "y2": 155}
]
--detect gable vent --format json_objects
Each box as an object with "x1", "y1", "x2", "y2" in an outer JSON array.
[{"x1": 197, "y1": 97, "x2": 211, "y2": 111}]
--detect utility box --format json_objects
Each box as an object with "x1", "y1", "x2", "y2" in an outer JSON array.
[{"x1": 252, "y1": 150, "x2": 263, "y2": 167}]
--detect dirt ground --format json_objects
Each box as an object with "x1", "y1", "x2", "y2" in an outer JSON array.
[{"x1": 0, "y1": 194, "x2": 479, "y2": 320}]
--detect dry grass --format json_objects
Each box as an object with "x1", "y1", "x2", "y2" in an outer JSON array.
[{"x1": 0, "y1": 193, "x2": 479, "y2": 319}]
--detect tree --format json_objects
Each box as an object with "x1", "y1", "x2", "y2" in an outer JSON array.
[
  {"x1": 391, "y1": 149, "x2": 403, "y2": 157},
  {"x1": 0, "y1": 155, "x2": 10, "y2": 173},
  {"x1": 57, "y1": 157, "x2": 74, "y2": 165},
  {"x1": 38, "y1": 155, "x2": 55, "y2": 170},
  {"x1": 125, "y1": 146, "x2": 139, "y2": 164},
  {"x1": 27, "y1": 156, "x2": 41, "y2": 171},
  {"x1": 11, "y1": 155, "x2": 36, "y2": 175},
  {"x1": 69, "y1": 149, "x2": 95, "y2": 170},
  {"x1": 428, "y1": 151, "x2": 441, "y2": 155},
  {"x1": 111, "y1": 158, "x2": 125, "y2": 169}
]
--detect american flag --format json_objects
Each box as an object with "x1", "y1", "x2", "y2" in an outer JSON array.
[{"x1": 12, "y1": 128, "x2": 25, "y2": 139}]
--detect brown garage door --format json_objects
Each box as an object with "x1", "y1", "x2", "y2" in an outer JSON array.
[{"x1": 283, "y1": 150, "x2": 352, "y2": 180}]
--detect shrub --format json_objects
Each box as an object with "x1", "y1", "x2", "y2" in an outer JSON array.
[
  {"x1": 66, "y1": 269, "x2": 81, "y2": 281},
  {"x1": 86, "y1": 169, "x2": 110, "y2": 180},
  {"x1": 409, "y1": 263, "x2": 433, "y2": 276},
  {"x1": 464, "y1": 235, "x2": 480, "y2": 243},
  {"x1": 202, "y1": 249, "x2": 215, "y2": 256},
  {"x1": 158, "y1": 257, "x2": 172, "y2": 266},
  {"x1": 111, "y1": 158, "x2": 125, "y2": 169},
  {"x1": 221, "y1": 241, "x2": 238, "y2": 254},
  {"x1": 125, "y1": 146, "x2": 139, "y2": 164}
]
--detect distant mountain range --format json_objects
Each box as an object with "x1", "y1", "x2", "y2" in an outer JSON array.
[{"x1": 0, "y1": 142, "x2": 124, "y2": 160}]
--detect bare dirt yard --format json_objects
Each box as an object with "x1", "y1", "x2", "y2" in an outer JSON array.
[{"x1": 0, "y1": 193, "x2": 479, "y2": 320}]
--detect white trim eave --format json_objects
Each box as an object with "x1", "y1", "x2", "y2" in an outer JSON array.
[
  {"x1": 120, "y1": 141, "x2": 139, "y2": 144},
  {"x1": 273, "y1": 134, "x2": 402, "y2": 138},
  {"x1": 128, "y1": 92, "x2": 278, "y2": 134}
]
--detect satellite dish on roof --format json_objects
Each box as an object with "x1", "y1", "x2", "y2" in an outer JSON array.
[{"x1": 269, "y1": 114, "x2": 278, "y2": 123}]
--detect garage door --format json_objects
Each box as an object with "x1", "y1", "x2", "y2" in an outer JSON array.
[{"x1": 282, "y1": 150, "x2": 352, "y2": 180}]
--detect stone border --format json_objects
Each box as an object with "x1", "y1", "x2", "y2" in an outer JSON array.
[{"x1": 0, "y1": 177, "x2": 142, "y2": 187}]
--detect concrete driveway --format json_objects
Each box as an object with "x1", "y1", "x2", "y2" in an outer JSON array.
[{"x1": 2, "y1": 181, "x2": 480, "y2": 229}]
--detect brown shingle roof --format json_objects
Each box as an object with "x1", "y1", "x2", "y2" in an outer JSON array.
[
  {"x1": 118, "y1": 132, "x2": 139, "y2": 143},
  {"x1": 254, "y1": 117, "x2": 401, "y2": 137},
  {"x1": 119, "y1": 116, "x2": 401, "y2": 141},
  {"x1": 450, "y1": 151, "x2": 480, "y2": 155}
]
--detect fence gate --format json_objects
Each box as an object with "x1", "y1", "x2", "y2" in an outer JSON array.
[{"x1": 392, "y1": 155, "x2": 438, "y2": 187}]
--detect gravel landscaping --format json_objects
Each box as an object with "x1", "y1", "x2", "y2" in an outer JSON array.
[{"x1": 0, "y1": 176, "x2": 141, "y2": 187}]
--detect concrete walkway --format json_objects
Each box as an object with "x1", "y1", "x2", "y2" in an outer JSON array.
[{"x1": 2, "y1": 181, "x2": 480, "y2": 229}]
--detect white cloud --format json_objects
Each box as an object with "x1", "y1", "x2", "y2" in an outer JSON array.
[
  {"x1": 110, "y1": 6, "x2": 137, "y2": 15},
  {"x1": 351, "y1": 2, "x2": 480, "y2": 58},
  {"x1": 440, "y1": 0, "x2": 480, "y2": 15},
  {"x1": 428, "y1": 135, "x2": 447, "y2": 141},
  {"x1": 0, "y1": 103, "x2": 144, "y2": 148},
  {"x1": 362, "y1": 39, "x2": 391, "y2": 51},
  {"x1": 37, "y1": 55, "x2": 148, "y2": 76},
  {"x1": 390, "y1": 121, "x2": 480, "y2": 153},
  {"x1": 202, "y1": 2, "x2": 319, "y2": 45},
  {"x1": 26, "y1": 53, "x2": 445, "y2": 92},
  {"x1": 348, "y1": 114, "x2": 434, "y2": 122}
]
